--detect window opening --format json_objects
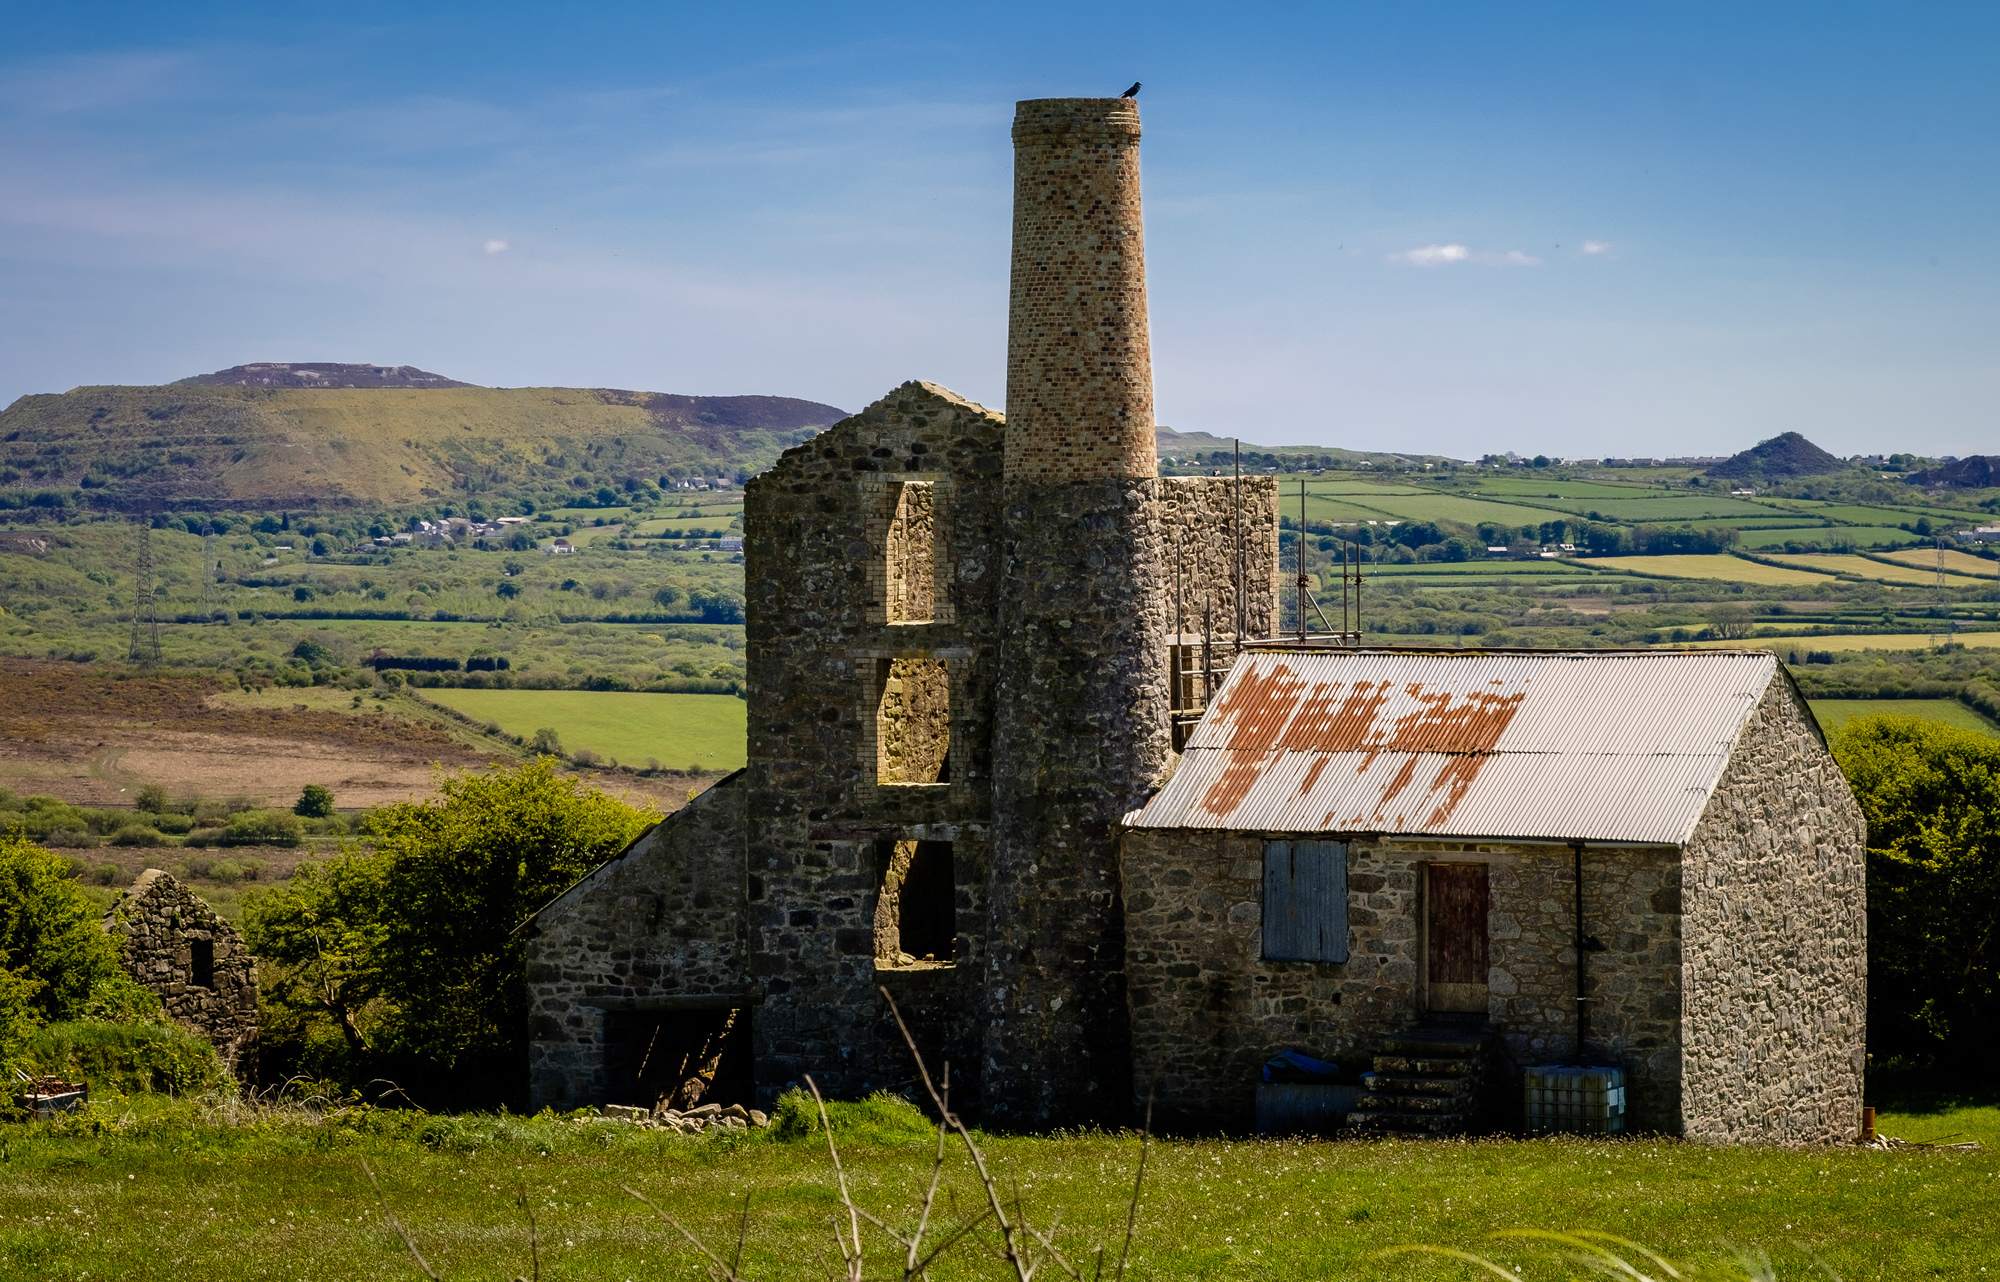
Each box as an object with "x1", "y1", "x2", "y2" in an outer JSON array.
[
  {"x1": 190, "y1": 938, "x2": 216, "y2": 989},
  {"x1": 875, "y1": 839, "x2": 956, "y2": 968},
  {"x1": 1262, "y1": 840, "x2": 1348, "y2": 963},
  {"x1": 877, "y1": 657, "x2": 950, "y2": 784},
  {"x1": 605, "y1": 1007, "x2": 753, "y2": 1112},
  {"x1": 884, "y1": 482, "x2": 936, "y2": 623}
]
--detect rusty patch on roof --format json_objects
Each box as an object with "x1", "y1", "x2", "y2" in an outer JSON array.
[{"x1": 1198, "y1": 664, "x2": 1527, "y2": 825}]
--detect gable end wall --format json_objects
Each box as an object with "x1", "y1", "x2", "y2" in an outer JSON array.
[
  {"x1": 1679, "y1": 673, "x2": 1867, "y2": 1144},
  {"x1": 524, "y1": 773, "x2": 749, "y2": 1110}
]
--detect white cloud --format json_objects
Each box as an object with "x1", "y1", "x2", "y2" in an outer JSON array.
[
  {"x1": 1388, "y1": 243, "x2": 1542, "y2": 267},
  {"x1": 1580, "y1": 240, "x2": 1613, "y2": 256},
  {"x1": 1390, "y1": 243, "x2": 1469, "y2": 266},
  {"x1": 484, "y1": 239, "x2": 509, "y2": 254}
]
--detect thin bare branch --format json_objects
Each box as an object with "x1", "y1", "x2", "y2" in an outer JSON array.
[
  {"x1": 910, "y1": 1207, "x2": 999, "y2": 1276},
  {"x1": 361, "y1": 1158, "x2": 441, "y2": 1281},
  {"x1": 1112, "y1": 1087, "x2": 1154, "y2": 1282},
  {"x1": 905, "y1": 1062, "x2": 952, "y2": 1281},
  {"x1": 805, "y1": 1075, "x2": 864, "y2": 1282},
  {"x1": 624, "y1": 1184, "x2": 753, "y2": 1282},
  {"x1": 880, "y1": 987, "x2": 1030, "y2": 1282},
  {"x1": 516, "y1": 1182, "x2": 542, "y2": 1282},
  {"x1": 730, "y1": 1194, "x2": 754, "y2": 1279}
]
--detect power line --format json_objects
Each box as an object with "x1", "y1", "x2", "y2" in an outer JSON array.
[{"x1": 128, "y1": 519, "x2": 161, "y2": 665}]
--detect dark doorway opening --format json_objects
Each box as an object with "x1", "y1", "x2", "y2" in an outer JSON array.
[
  {"x1": 603, "y1": 1007, "x2": 753, "y2": 1111},
  {"x1": 874, "y1": 839, "x2": 956, "y2": 967},
  {"x1": 1426, "y1": 864, "x2": 1490, "y2": 1014},
  {"x1": 191, "y1": 938, "x2": 215, "y2": 990}
]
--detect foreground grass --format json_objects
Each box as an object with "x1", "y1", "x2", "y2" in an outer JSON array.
[
  {"x1": 421, "y1": 689, "x2": 748, "y2": 771},
  {"x1": 0, "y1": 1095, "x2": 1992, "y2": 1280}
]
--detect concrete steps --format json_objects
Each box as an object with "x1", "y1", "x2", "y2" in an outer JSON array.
[{"x1": 1348, "y1": 1026, "x2": 1491, "y2": 1137}]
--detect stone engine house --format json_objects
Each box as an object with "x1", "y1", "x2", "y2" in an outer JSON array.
[{"x1": 525, "y1": 96, "x2": 1866, "y2": 1142}]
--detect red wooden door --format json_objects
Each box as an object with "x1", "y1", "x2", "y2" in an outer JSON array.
[{"x1": 1427, "y1": 864, "x2": 1490, "y2": 1013}]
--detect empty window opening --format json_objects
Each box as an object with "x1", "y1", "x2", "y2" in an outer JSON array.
[
  {"x1": 1262, "y1": 840, "x2": 1349, "y2": 963},
  {"x1": 875, "y1": 840, "x2": 956, "y2": 968},
  {"x1": 190, "y1": 938, "x2": 216, "y2": 989},
  {"x1": 604, "y1": 1007, "x2": 753, "y2": 1112},
  {"x1": 884, "y1": 481, "x2": 936, "y2": 623},
  {"x1": 877, "y1": 657, "x2": 950, "y2": 784}
]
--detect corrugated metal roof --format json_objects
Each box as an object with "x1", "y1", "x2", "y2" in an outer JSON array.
[{"x1": 1126, "y1": 648, "x2": 1778, "y2": 845}]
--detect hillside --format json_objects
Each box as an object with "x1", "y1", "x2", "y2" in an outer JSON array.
[
  {"x1": 0, "y1": 378, "x2": 848, "y2": 511},
  {"x1": 1908, "y1": 456, "x2": 2000, "y2": 489},
  {"x1": 1707, "y1": 431, "x2": 1845, "y2": 479},
  {"x1": 1155, "y1": 427, "x2": 1455, "y2": 469},
  {"x1": 176, "y1": 362, "x2": 472, "y2": 389}
]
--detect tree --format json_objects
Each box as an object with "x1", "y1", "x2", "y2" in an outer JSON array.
[
  {"x1": 294, "y1": 784, "x2": 336, "y2": 818},
  {"x1": 652, "y1": 583, "x2": 684, "y2": 611},
  {"x1": 1706, "y1": 602, "x2": 1755, "y2": 640},
  {"x1": 134, "y1": 783, "x2": 171, "y2": 814},
  {"x1": 530, "y1": 727, "x2": 564, "y2": 756},
  {"x1": 0, "y1": 837, "x2": 153, "y2": 1030},
  {"x1": 1834, "y1": 716, "x2": 2000, "y2": 1069},
  {"x1": 244, "y1": 761, "x2": 655, "y2": 1074}
]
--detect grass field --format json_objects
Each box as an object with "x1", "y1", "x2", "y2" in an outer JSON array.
[
  {"x1": 1809, "y1": 698, "x2": 2000, "y2": 737},
  {"x1": 1576, "y1": 555, "x2": 1834, "y2": 586},
  {"x1": 1674, "y1": 632, "x2": 2000, "y2": 654},
  {"x1": 1301, "y1": 485, "x2": 1565, "y2": 528},
  {"x1": 1557, "y1": 496, "x2": 1783, "y2": 520},
  {"x1": 422, "y1": 689, "x2": 747, "y2": 769},
  {"x1": 1736, "y1": 526, "x2": 1917, "y2": 550},
  {"x1": 1364, "y1": 560, "x2": 1599, "y2": 577},
  {"x1": 1, "y1": 1093, "x2": 1993, "y2": 1280},
  {"x1": 1763, "y1": 554, "x2": 1940, "y2": 585},
  {"x1": 1879, "y1": 546, "x2": 2000, "y2": 577}
]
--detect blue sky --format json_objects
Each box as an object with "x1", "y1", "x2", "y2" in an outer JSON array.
[{"x1": 3, "y1": 2, "x2": 1995, "y2": 458}]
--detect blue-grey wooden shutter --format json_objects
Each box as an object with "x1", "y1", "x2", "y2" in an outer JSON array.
[{"x1": 1262, "y1": 840, "x2": 1349, "y2": 963}]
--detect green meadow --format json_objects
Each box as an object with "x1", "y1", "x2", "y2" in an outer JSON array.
[
  {"x1": 1809, "y1": 698, "x2": 2000, "y2": 737},
  {"x1": 422, "y1": 689, "x2": 748, "y2": 770},
  {"x1": 0, "y1": 1092, "x2": 1993, "y2": 1280}
]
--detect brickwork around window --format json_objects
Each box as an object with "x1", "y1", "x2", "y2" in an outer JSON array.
[
  {"x1": 523, "y1": 775, "x2": 750, "y2": 1111},
  {"x1": 1679, "y1": 674, "x2": 1867, "y2": 1145}
]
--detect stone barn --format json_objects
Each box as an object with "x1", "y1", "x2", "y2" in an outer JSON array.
[
  {"x1": 105, "y1": 869, "x2": 260, "y2": 1079},
  {"x1": 522, "y1": 93, "x2": 1868, "y2": 1143},
  {"x1": 1120, "y1": 647, "x2": 1866, "y2": 1144}
]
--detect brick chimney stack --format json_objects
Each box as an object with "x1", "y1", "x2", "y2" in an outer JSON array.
[
  {"x1": 1004, "y1": 98, "x2": 1157, "y2": 480},
  {"x1": 985, "y1": 97, "x2": 1168, "y2": 1127}
]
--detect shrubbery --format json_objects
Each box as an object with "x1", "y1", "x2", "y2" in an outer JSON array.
[
  {"x1": 244, "y1": 760, "x2": 657, "y2": 1105},
  {"x1": 0, "y1": 836, "x2": 161, "y2": 1073},
  {"x1": 19, "y1": 1020, "x2": 227, "y2": 1096}
]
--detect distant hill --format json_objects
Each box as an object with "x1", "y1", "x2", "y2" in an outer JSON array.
[
  {"x1": 0, "y1": 379, "x2": 848, "y2": 512},
  {"x1": 1706, "y1": 432, "x2": 1845, "y2": 480},
  {"x1": 1155, "y1": 427, "x2": 1455, "y2": 467},
  {"x1": 1907, "y1": 456, "x2": 2000, "y2": 489},
  {"x1": 177, "y1": 362, "x2": 472, "y2": 389}
]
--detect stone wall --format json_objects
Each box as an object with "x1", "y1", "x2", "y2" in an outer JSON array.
[
  {"x1": 742, "y1": 381, "x2": 1005, "y2": 1104},
  {"x1": 1158, "y1": 476, "x2": 1281, "y2": 644},
  {"x1": 1121, "y1": 831, "x2": 1684, "y2": 1132},
  {"x1": 106, "y1": 869, "x2": 258, "y2": 1079},
  {"x1": 524, "y1": 774, "x2": 750, "y2": 1110},
  {"x1": 1679, "y1": 674, "x2": 1867, "y2": 1145}
]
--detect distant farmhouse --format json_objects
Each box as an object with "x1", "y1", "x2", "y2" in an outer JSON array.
[{"x1": 524, "y1": 97, "x2": 1867, "y2": 1143}]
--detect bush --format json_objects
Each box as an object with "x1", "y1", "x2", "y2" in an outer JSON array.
[
  {"x1": 770, "y1": 1087, "x2": 934, "y2": 1144},
  {"x1": 294, "y1": 784, "x2": 336, "y2": 819},
  {"x1": 150, "y1": 813, "x2": 194, "y2": 835},
  {"x1": 530, "y1": 727, "x2": 563, "y2": 756},
  {"x1": 108, "y1": 825, "x2": 170, "y2": 848},
  {"x1": 0, "y1": 837, "x2": 156, "y2": 1059},
  {"x1": 134, "y1": 784, "x2": 171, "y2": 813},
  {"x1": 19, "y1": 1020, "x2": 230, "y2": 1095},
  {"x1": 220, "y1": 810, "x2": 303, "y2": 848}
]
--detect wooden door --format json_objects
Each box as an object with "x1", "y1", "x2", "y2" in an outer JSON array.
[{"x1": 1426, "y1": 864, "x2": 1490, "y2": 1013}]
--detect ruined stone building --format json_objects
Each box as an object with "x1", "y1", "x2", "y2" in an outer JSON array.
[
  {"x1": 106, "y1": 869, "x2": 260, "y2": 1079},
  {"x1": 525, "y1": 97, "x2": 1866, "y2": 1143}
]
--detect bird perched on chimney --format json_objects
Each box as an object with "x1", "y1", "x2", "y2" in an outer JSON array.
[{"x1": 1121, "y1": 82, "x2": 1141, "y2": 98}]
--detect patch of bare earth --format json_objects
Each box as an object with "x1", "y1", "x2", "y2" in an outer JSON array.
[{"x1": 0, "y1": 660, "x2": 506, "y2": 809}]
